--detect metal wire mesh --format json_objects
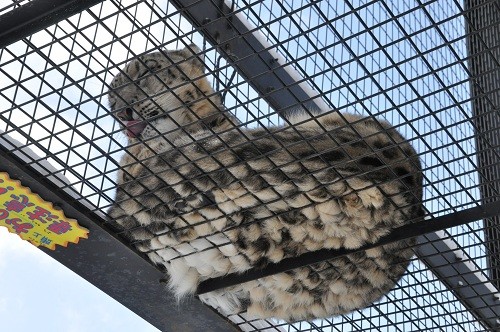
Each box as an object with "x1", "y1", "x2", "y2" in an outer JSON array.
[
  {"x1": 0, "y1": 0, "x2": 30, "y2": 14},
  {"x1": 1, "y1": 0, "x2": 499, "y2": 331}
]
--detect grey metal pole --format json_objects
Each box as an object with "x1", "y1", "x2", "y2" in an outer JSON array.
[{"x1": 465, "y1": 0, "x2": 500, "y2": 291}]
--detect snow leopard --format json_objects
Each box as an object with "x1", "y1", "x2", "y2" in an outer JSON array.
[{"x1": 106, "y1": 45, "x2": 423, "y2": 321}]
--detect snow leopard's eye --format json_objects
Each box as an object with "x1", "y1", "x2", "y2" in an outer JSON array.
[{"x1": 116, "y1": 108, "x2": 134, "y2": 121}]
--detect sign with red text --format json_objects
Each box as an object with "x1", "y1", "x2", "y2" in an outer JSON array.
[{"x1": 0, "y1": 172, "x2": 88, "y2": 250}]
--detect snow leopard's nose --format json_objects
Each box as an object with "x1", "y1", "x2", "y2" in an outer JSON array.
[{"x1": 116, "y1": 108, "x2": 134, "y2": 121}]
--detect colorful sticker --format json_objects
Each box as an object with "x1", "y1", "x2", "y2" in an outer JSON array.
[{"x1": 0, "y1": 172, "x2": 89, "y2": 250}]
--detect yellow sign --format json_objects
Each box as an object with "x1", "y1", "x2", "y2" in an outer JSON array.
[{"x1": 0, "y1": 172, "x2": 88, "y2": 250}]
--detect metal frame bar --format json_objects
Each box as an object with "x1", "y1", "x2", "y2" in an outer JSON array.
[
  {"x1": 0, "y1": 140, "x2": 237, "y2": 332},
  {"x1": 197, "y1": 202, "x2": 500, "y2": 294},
  {"x1": 0, "y1": 0, "x2": 105, "y2": 49},
  {"x1": 465, "y1": 0, "x2": 500, "y2": 292},
  {"x1": 170, "y1": 0, "x2": 330, "y2": 115},
  {"x1": 417, "y1": 232, "x2": 500, "y2": 329}
]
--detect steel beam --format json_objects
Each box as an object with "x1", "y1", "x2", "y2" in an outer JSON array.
[
  {"x1": 170, "y1": 0, "x2": 330, "y2": 115},
  {"x1": 197, "y1": 203, "x2": 500, "y2": 294},
  {"x1": 417, "y1": 231, "x2": 500, "y2": 329},
  {"x1": 0, "y1": 0, "x2": 105, "y2": 49},
  {"x1": 465, "y1": 0, "x2": 500, "y2": 292}
]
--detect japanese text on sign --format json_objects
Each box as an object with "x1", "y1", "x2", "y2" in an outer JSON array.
[{"x1": 0, "y1": 172, "x2": 88, "y2": 250}]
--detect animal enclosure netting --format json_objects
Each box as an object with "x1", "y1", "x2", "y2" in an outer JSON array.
[{"x1": 0, "y1": 0, "x2": 499, "y2": 331}]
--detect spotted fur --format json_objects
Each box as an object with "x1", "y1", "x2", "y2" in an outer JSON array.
[{"x1": 107, "y1": 46, "x2": 423, "y2": 321}]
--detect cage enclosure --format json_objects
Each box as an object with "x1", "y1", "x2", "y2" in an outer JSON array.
[{"x1": 0, "y1": 0, "x2": 499, "y2": 331}]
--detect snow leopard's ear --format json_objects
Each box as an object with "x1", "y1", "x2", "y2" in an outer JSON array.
[{"x1": 180, "y1": 44, "x2": 205, "y2": 72}]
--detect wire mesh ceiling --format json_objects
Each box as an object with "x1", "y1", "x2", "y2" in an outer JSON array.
[{"x1": 0, "y1": 0, "x2": 499, "y2": 331}]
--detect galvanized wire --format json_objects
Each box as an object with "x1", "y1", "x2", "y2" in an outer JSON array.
[{"x1": 0, "y1": 0, "x2": 499, "y2": 331}]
